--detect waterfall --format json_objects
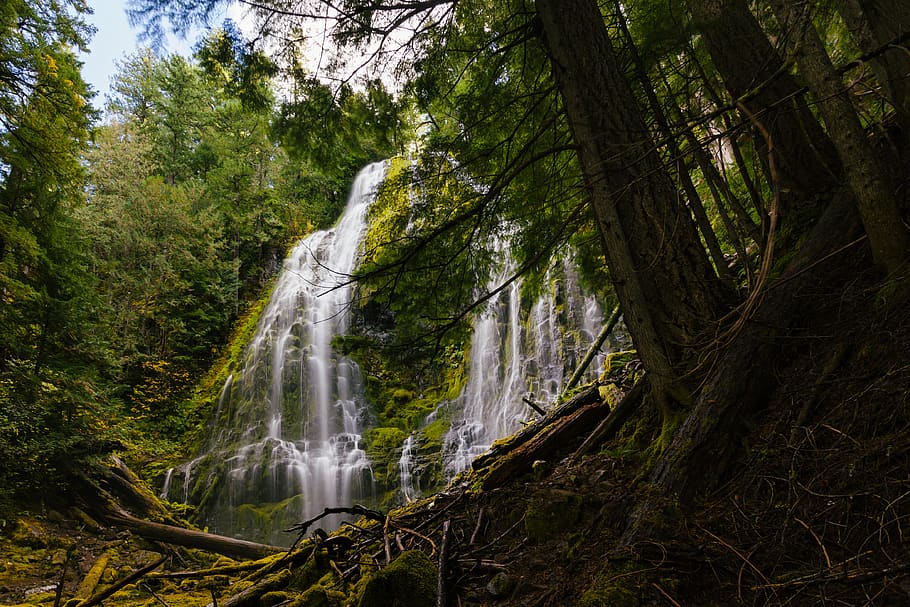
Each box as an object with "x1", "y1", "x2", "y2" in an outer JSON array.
[
  {"x1": 162, "y1": 162, "x2": 386, "y2": 545},
  {"x1": 398, "y1": 434, "x2": 419, "y2": 503},
  {"x1": 441, "y1": 252, "x2": 611, "y2": 479}
]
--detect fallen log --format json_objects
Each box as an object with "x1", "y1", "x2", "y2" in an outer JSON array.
[
  {"x1": 571, "y1": 377, "x2": 646, "y2": 462},
  {"x1": 207, "y1": 566, "x2": 294, "y2": 607},
  {"x1": 471, "y1": 383, "x2": 602, "y2": 472},
  {"x1": 481, "y1": 398, "x2": 612, "y2": 490},
  {"x1": 148, "y1": 561, "x2": 264, "y2": 580},
  {"x1": 106, "y1": 510, "x2": 283, "y2": 560}
]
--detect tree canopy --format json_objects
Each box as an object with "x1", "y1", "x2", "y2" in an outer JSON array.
[{"x1": 126, "y1": 0, "x2": 910, "y2": 493}]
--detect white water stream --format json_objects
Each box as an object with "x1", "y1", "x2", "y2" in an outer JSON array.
[
  {"x1": 161, "y1": 162, "x2": 386, "y2": 544},
  {"x1": 440, "y1": 253, "x2": 610, "y2": 480},
  {"x1": 162, "y1": 161, "x2": 619, "y2": 541}
]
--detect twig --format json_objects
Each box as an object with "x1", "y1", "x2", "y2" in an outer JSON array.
[
  {"x1": 463, "y1": 515, "x2": 526, "y2": 558},
  {"x1": 457, "y1": 559, "x2": 507, "y2": 572},
  {"x1": 469, "y1": 508, "x2": 485, "y2": 545},
  {"x1": 209, "y1": 587, "x2": 219, "y2": 607},
  {"x1": 699, "y1": 526, "x2": 773, "y2": 603},
  {"x1": 79, "y1": 554, "x2": 169, "y2": 607},
  {"x1": 651, "y1": 582, "x2": 683, "y2": 607},
  {"x1": 757, "y1": 558, "x2": 910, "y2": 589},
  {"x1": 140, "y1": 583, "x2": 171, "y2": 607},
  {"x1": 795, "y1": 517, "x2": 832, "y2": 569},
  {"x1": 437, "y1": 520, "x2": 451, "y2": 607},
  {"x1": 391, "y1": 524, "x2": 438, "y2": 556}
]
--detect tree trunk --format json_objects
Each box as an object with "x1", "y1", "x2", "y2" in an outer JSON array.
[
  {"x1": 685, "y1": 0, "x2": 841, "y2": 218},
  {"x1": 612, "y1": 1, "x2": 733, "y2": 283},
  {"x1": 107, "y1": 510, "x2": 284, "y2": 560},
  {"x1": 624, "y1": 186, "x2": 866, "y2": 545},
  {"x1": 832, "y1": 0, "x2": 910, "y2": 128},
  {"x1": 535, "y1": 0, "x2": 731, "y2": 411},
  {"x1": 769, "y1": 0, "x2": 910, "y2": 275}
]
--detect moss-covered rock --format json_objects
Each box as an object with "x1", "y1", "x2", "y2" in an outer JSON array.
[
  {"x1": 363, "y1": 427, "x2": 407, "y2": 486},
  {"x1": 354, "y1": 550, "x2": 436, "y2": 607},
  {"x1": 260, "y1": 591, "x2": 291, "y2": 607},
  {"x1": 291, "y1": 585, "x2": 344, "y2": 607}
]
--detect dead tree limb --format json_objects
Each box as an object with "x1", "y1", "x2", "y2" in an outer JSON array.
[
  {"x1": 564, "y1": 304, "x2": 622, "y2": 393},
  {"x1": 106, "y1": 510, "x2": 283, "y2": 560},
  {"x1": 481, "y1": 399, "x2": 612, "y2": 490},
  {"x1": 286, "y1": 505, "x2": 385, "y2": 547},
  {"x1": 78, "y1": 554, "x2": 168, "y2": 607},
  {"x1": 571, "y1": 377, "x2": 646, "y2": 462},
  {"x1": 523, "y1": 397, "x2": 547, "y2": 416},
  {"x1": 471, "y1": 383, "x2": 602, "y2": 471}
]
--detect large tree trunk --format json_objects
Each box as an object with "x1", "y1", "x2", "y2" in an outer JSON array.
[
  {"x1": 833, "y1": 0, "x2": 910, "y2": 129},
  {"x1": 768, "y1": 0, "x2": 910, "y2": 275},
  {"x1": 535, "y1": 0, "x2": 731, "y2": 411},
  {"x1": 685, "y1": 0, "x2": 842, "y2": 222},
  {"x1": 611, "y1": 0, "x2": 734, "y2": 283},
  {"x1": 624, "y1": 186, "x2": 866, "y2": 545}
]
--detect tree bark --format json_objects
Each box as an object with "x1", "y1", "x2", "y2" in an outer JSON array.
[
  {"x1": 768, "y1": 0, "x2": 910, "y2": 275},
  {"x1": 685, "y1": 0, "x2": 842, "y2": 216},
  {"x1": 624, "y1": 186, "x2": 866, "y2": 545},
  {"x1": 832, "y1": 0, "x2": 910, "y2": 128},
  {"x1": 612, "y1": 0, "x2": 734, "y2": 283},
  {"x1": 535, "y1": 0, "x2": 731, "y2": 411},
  {"x1": 107, "y1": 510, "x2": 284, "y2": 560}
]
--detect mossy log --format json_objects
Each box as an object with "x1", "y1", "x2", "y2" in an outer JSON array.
[
  {"x1": 571, "y1": 377, "x2": 646, "y2": 462},
  {"x1": 76, "y1": 554, "x2": 168, "y2": 607},
  {"x1": 481, "y1": 398, "x2": 612, "y2": 490},
  {"x1": 471, "y1": 383, "x2": 602, "y2": 472},
  {"x1": 210, "y1": 567, "x2": 294, "y2": 607},
  {"x1": 106, "y1": 510, "x2": 283, "y2": 560}
]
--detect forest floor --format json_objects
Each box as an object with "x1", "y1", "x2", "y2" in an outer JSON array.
[{"x1": 3, "y1": 241, "x2": 910, "y2": 606}]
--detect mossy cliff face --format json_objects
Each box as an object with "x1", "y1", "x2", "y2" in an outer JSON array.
[{"x1": 158, "y1": 158, "x2": 622, "y2": 544}]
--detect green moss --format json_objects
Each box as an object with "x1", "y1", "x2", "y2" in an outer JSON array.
[
  {"x1": 524, "y1": 490, "x2": 583, "y2": 543},
  {"x1": 260, "y1": 591, "x2": 290, "y2": 607},
  {"x1": 354, "y1": 550, "x2": 436, "y2": 607},
  {"x1": 291, "y1": 586, "x2": 337, "y2": 607},
  {"x1": 288, "y1": 551, "x2": 328, "y2": 591},
  {"x1": 578, "y1": 564, "x2": 656, "y2": 607},
  {"x1": 600, "y1": 350, "x2": 637, "y2": 378}
]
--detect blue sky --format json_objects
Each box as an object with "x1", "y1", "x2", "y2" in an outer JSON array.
[{"x1": 80, "y1": 2, "x2": 236, "y2": 107}]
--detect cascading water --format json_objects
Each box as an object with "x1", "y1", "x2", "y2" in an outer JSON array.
[
  {"x1": 161, "y1": 162, "x2": 387, "y2": 545},
  {"x1": 441, "y1": 252, "x2": 616, "y2": 479},
  {"x1": 398, "y1": 434, "x2": 419, "y2": 503}
]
